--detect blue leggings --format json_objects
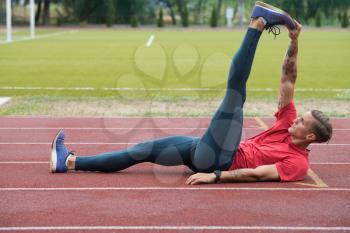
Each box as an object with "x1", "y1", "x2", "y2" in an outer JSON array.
[{"x1": 76, "y1": 28, "x2": 262, "y2": 173}]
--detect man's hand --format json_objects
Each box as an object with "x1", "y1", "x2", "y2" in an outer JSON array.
[
  {"x1": 186, "y1": 172, "x2": 216, "y2": 185},
  {"x1": 288, "y1": 20, "x2": 302, "y2": 41}
]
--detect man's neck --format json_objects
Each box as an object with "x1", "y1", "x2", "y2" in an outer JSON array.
[{"x1": 291, "y1": 137, "x2": 311, "y2": 149}]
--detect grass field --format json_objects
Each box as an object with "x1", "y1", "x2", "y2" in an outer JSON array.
[{"x1": 0, "y1": 27, "x2": 349, "y2": 116}]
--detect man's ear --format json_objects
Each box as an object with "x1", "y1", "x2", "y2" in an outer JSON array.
[{"x1": 306, "y1": 133, "x2": 316, "y2": 142}]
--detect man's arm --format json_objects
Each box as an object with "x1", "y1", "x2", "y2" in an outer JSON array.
[
  {"x1": 278, "y1": 21, "x2": 302, "y2": 110},
  {"x1": 185, "y1": 165, "x2": 280, "y2": 185}
]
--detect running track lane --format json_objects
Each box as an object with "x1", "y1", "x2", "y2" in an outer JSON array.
[{"x1": 0, "y1": 117, "x2": 349, "y2": 232}]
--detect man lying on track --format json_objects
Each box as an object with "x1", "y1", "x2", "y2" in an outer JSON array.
[{"x1": 50, "y1": 2, "x2": 332, "y2": 185}]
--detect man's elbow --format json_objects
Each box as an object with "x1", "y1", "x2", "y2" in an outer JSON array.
[{"x1": 253, "y1": 169, "x2": 280, "y2": 182}]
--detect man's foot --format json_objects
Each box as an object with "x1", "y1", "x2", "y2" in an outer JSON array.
[
  {"x1": 50, "y1": 129, "x2": 71, "y2": 173},
  {"x1": 251, "y1": 1, "x2": 295, "y2": 30}
]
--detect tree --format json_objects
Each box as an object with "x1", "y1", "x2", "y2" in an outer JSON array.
[
  {"x1": 193, "y1": 0, "x2": 203, "y2": 24},
  {"x1": 210, "y1": 6, "x2": 217, "y2": 27},
  {"x1": 42, "y1": 0, "x2": 51, "y2": 25},
  {"x1": 105, "y1": 0, "x2": 116, "y2": 27},
  {"x1": 131, "y1": 16, "x2": 139, "y2": 27},
  {"x1": 164, "y1": 0, "x2": 177, "y2": 25},
  {"x1": 157, "y1": 7, "x2": 164, "y2": 27},
  {"x1": 181, "y1": 3, "x2": 189, "y2": 27},
  {"x1": 216, "y1": 0, "x2": 223, "y2": 25},
  {"x1": 315, "y1": 9, "x2": 322, "y2": 27},
  {"x1": 176, "y1": 0, "x2": 189, "y2": 27},
  {"x1": 35, "y1": 0, "x2": 43, "y2": 24},
  {"x1": 341, "y1": 11, "x2": 349, "y2": 28}
]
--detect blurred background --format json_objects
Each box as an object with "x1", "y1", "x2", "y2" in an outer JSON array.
[
  {"x1": 0, "y1": 0, "x2": 349, "y2": 117},
  {"x1": 1, "y1": 0, "x2": 349, "y2": 29}
]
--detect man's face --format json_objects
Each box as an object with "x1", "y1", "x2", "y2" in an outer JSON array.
[{"x1": 288, "y1": 112, "x2": 316, "y2": 141}]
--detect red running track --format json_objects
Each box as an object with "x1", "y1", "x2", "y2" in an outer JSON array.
[{"x1": 0, "y1": 116, "x2": 349, "y2": 233}]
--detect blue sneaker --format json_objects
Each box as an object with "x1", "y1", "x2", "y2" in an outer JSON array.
[
  {"x1": 50, "y1": 129, "x2": 70, "y2": 173},
  {"x1": 251, "y1": 1, "x2": 296, "y2": 30}
]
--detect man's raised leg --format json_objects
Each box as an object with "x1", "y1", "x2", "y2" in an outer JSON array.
[
  {"x1": 191, "y1": 1, "x2": 297, "y2": 173},
  {"x1": 191, "y1": 19, "x2": 265, "y2": 173}
]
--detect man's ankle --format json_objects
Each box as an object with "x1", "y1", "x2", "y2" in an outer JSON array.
[
  {"x1": 249, "y1": 17, "x2": 265, "y2": 31},
  {"x1": 66, "y1": 155, "x2": 76, "y2": 170}
]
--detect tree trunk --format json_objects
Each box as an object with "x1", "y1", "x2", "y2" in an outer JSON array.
[
  {"x1": 176, "y1": 0, "x2": 183, "y2": 16},
  {"x1": 35, "y1": 0, "x2": 42, "y2": 24},
  {"x1": 193, "y1": 0, "x2": 203, "y2": 24},
  {"x1": 239, "y1": 0, "x2": 244, "y2": 27},
  {"x1": 42, "y1": 0, "x2": 50, "y2": 25},
  {"x1": 216, "y1": 0, "x2": 223, "y2": 23},
  {"x1": 165, "y1": 0, "x2": 176, "y2": 25}
]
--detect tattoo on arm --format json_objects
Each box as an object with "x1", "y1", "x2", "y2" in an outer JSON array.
[
  {"x1": 282, "y1": 41, "x2": 298, "y2": 83},
  {"x1": 287, "y1": 43, "x2": 296, "y2": 57},
  {"x1": 278, "y1": 40, "x2": 298, "y2": 109}
]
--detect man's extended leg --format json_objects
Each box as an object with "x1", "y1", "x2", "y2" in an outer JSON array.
[
  {"x1": 51, "y1": 129, "x2": 199, "y2": 173},
  {"x1": 191, "y1": 19, "x2": 264, "y2": 173}
]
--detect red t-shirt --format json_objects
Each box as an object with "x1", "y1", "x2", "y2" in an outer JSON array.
[{"x1": 229, "y1": 101, "x2": 309, "y2": 181}]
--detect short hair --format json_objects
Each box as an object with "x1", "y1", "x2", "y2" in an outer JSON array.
[{"x1": 310, "y1": 110, "x2": 333, "y2": 143}]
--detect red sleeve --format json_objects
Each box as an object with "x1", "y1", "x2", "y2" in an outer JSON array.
[
  {"x1": 275, "y1": 158, "x2": 309, "y2": 182},
  {"x1": 274, "y1": 101, "x2": 297, "y2": 128}
]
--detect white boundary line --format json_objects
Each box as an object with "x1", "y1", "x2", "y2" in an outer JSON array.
[
  {"x1": 0, "y1": 86, "x2": 349, "y2": 92},
  {"x1": 0, "y1": 187, "x2": 349, "y2": 191},
  {"x1": 0, "y1": 226, "x2": 349, "y2": 231},
  {"x1": 0, "y1": 116, "x2": 348, "y2": 119},
  {"x1": 311, "y1": 162, "x2": 350, "y2": 165},
  {"x1": 0, "y1": 127, "x2": 349, "y2": 131},
  {"x1": 0, "y1": 127, "x2": 227, "y2": 130},
  {"x1": 146, "y1": 34, "x2": 155, "y2": 47},
  {"x1": 1, "y1": 142, "x2": 349, "y2": 146},
  {"x1": 0, "y1": 162, "x2": 49, "y2": 164},
  {"x1": 0, "y1": 97, "x2": 11, "y2": 106},
  {"x1": 1, "y1": 161, "x2": 350, "y2": 165},
  {"x1": 0, "y1": 30, "x2": 79, "y2": 45}
]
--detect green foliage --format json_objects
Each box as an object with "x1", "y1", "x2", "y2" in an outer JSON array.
[
  {"x1": 105, "y1": 0, "x2": 116, "y2": 27},
  {"x1": 131, "y1": 16, "x2": 139, "y2": 27},
  {"x1": 49, "y1": 0, "x2": 350, "y2": 27},
  {"x1": 181, "y1": 4, "x2": 189, "y2": 27},
  {"x1": 157, "y1": 7, "x2": 164, "y2": 28},
  {"x1": 315, "y1": 10, "x2": 322, "y2": 27},
  {"x1": 210, "y1": 6, "x2": 218, "y2": 27},
  {"x1": 341, "y1": 11, "x2": 349, "y2": 28},
  {"x1": 289, "y1": 4, "x2": 296, "y2": 19}
]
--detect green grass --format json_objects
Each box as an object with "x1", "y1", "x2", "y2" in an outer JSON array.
[{"x1": 0, "y1": 27, "x2": 349, "y2": 100}]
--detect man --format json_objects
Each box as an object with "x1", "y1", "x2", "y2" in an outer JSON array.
[{"x1": 50, "y1": 2, "x2": 332, "y2": 185}]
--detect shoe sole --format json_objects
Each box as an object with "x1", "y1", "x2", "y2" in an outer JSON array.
[
  {"x1": 50, "y1": 129, "x2": 62, "y2": 173},
  {"x1": 255, "y1": 1, "x2": 294, "y2": 23}
]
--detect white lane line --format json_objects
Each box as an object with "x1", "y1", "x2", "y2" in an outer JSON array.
[
  {"x1": 146, "y1": 34, "x2": 155, "y2": 47},
  {"x1": 311, "y1": 162, "x2": 350, "y2": 165},
  {"x1": 0, "y1": 143, "x2": 136, "y2": 145},
  {"x1": 0, "y1": 128, "x2": 349, "y2": 131},
  {"x1": 0, "y1": 162, "x2": 49, "y2": 164},
  {"x1": 0, "y1": 97, "x2": 11, "y2": 106},
  {"x1": 0, "y1": 226, "x2": 349, "y2": 231},
  {"x1": 0, "y1": 127, "x2": 253, "y2": 130},
  {"x1": 2, "y1": 162, "x2": 350, "y2": 165},
  {"x1": 0, "y1": 31, "x2": 79, "y2": 45},
  {"x1": 1, "y1": 143, "x2": 350, "y2": 146},
  {"x1": 0, "y1": 187, "x2": 349, "y2": 191},
  {"x1": 0, "y1": 116, "x2": 348, "y2": 119},
  {"x1": 0, "y1": 127, "x2": 350, "y2": 132},
  {"x1": 1, "y1": 86, "x2": 349, "y2": 92}
]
